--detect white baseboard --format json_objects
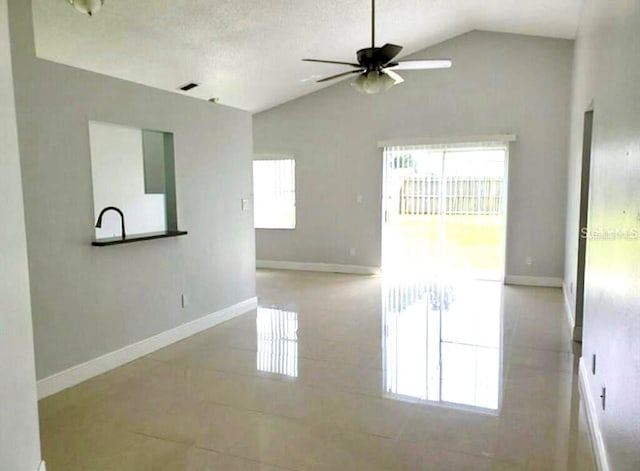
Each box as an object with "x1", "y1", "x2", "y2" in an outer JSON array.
[
  {"x1": 504, "y1": 275, "x2": 563, "y2": 287},
  {"x1": 579, "y1": 359, "x2": 610, "y2": 471},
  {"x1": 38, "y1": 461, "x2": 46, "y2": 471},
  {"x1": 36, "y1": 297, "x2": 258, "y2": 399},
  {"x1": 257, "y1": 259, "x2": 380, "y2": 275}
]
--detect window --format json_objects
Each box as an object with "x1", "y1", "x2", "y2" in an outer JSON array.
[{"x1": 253, "y1": 159, "x2": 296, "y2": 229}]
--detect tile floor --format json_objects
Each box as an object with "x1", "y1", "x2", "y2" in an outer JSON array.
[{"x1": 39, "y1": 270, "x2": 597, "y2": 470}]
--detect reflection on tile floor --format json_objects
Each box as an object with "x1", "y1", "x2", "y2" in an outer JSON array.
[
  {"x1": 382, "y1": 278, "x2": 502, "y2": 411},
  {"x1": 257, "y1": 307, "x2": 299, "y2": 377},
  {"x1": 39, "y1": 270, "x2": 597, "y2": 470}
]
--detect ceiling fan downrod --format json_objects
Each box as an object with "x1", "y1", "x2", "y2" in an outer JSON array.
[{"x1": 371, "y1": 0, "x2": 375, "y2": 48}]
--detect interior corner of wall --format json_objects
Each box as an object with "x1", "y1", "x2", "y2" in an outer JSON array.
[{"x1": 562, "y1": 279, "x2": 573, "y2": 312}]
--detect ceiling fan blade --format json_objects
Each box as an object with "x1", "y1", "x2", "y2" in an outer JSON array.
[
  {"x1": 387, "y1": 59, "x2": 452, "y2": 70},
  {"x1": 379, "y1": 43, "x2": 403, "y2": 64},
  {"x1": 302, "y1": 59, "x2": 361, "y2": 67},
  {"x1": 382, "y1": 69, "x2": 404, "y2": 84},
  {"x1": 317, "y1": 69, "x2": 364, "y2": 83}
]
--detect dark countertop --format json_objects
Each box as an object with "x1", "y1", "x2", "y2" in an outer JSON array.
[{"x1": 92, "y1": 230, "x2": 188, "y2": 247}]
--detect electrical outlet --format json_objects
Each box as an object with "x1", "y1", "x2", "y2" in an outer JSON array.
[
  {"x1": 181, "y1": 294, "x2": 190, "y2": 308},
  {"x1": 349, "y1": 248, "x2": 356, "y2": 257},
  {"x1": 592, "y1": 354, "x2": 597, "y2": 375},
  {"x1": 356, "y1": 194, "x2": 363, "y2": 204},
  {"x1": 525, "y1": 256, "x2": 533, "y2": 266}
]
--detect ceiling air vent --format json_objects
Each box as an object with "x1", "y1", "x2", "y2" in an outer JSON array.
[{"x1": 178, "y1": 82, "x2": 199, "y2": 92}]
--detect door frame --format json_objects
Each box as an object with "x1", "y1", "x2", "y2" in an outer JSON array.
[{"x1": 574, "y1": 109, "x2": 594, "y2": 342}]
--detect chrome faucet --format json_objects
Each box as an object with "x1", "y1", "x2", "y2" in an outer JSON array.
[{"x1": 95, "y1": 206, "x2": 126, "y2": 239}]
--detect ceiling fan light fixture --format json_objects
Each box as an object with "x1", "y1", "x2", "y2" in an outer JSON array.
[
  {"x1": 68, "y1": 0, "x2": 105, "y2": 16},
  {"x1": 351, "y1": 70, "x2": 397, "y2": 94},
  {"x1": 351, "y1": 73, "x2": 369, "y2": 93},
  {"x1": 378, "y1": 71, "x2": 396, "y2": 91}
]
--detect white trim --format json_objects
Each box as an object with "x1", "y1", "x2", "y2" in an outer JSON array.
[
  {"x1": 377, "y1": 134, "x2": 517, "y2": 148},
  {"x1": 254, "y1": 153, "x2": 295, "y2": 160},
  {"x1": 257, "y1": 260, "x2": 380, "y2": 275},
  {"x1": 579, "y1": 359, "x2": 611, "y2": 471},
  {"x1": 38, "y1": 461, "x2": 46, "y2": 471},
  {"x1": 504, "y1": 275, "x2": 563, "y2": 287},
  {"x1": 36, "y1": 297, "x2": 258, "y2": 399},
  {"x1": 501, "y1": 147, "x2": 511, "y2": 290}
]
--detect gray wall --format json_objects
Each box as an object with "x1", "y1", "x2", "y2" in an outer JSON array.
[
  {"x1": 9, "y1": 0, "x2": 256, "y2": 380},
  {"x1": 253, "y1": 31, "x2": 574, "y2": 278},
  {"x1": 142, "y1": 130, "x2": 168, "y2": 195},
  {"x1": 0, "y1": 0, "x2": 41, "y2": 469},
  {"x1": 564, "y1": 1, "x2": 640, "y2": 469}
]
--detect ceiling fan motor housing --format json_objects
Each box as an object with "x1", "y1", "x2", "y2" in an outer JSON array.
[{"x1": 357, "y1": 47, "x2": 399, "y2": 71}]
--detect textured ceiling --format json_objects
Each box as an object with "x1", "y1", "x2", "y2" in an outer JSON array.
[{"x1": 32, "y1": 0, "x2": 583, "y2": 112}]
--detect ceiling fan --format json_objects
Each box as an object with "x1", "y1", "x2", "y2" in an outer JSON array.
[{"x1": 302, "y1": 0, "x2": 452, "y2": 94}]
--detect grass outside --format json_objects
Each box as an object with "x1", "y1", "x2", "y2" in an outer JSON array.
[{"x1": 384, "y1": 215, "x2": 504, "y2": 277}]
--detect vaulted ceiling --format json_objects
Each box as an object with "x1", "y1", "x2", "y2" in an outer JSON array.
[{"x1": 32, "y1": 0, "x2": 583, "y2": 112}]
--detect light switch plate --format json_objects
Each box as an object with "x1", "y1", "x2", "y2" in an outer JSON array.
[
  {"x1": 181, "y1": 294, "x2": 190, "y2": 308},
  {"x1": 241, "y1": 199, "x2": 250, "y2": 212}
]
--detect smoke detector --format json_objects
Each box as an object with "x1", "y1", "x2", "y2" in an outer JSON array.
[{"x1": 68, "y1": 0, "x2": 105, "y2": 17}]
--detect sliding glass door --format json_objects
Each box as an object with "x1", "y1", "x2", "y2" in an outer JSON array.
[{"x1": 382, "y1": 144, "x2": 507, "y2": 280}]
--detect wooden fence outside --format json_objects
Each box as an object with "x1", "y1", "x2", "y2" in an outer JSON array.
[{"x1": 399, "y1": 176, "x2": 503, "y2": 215}]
